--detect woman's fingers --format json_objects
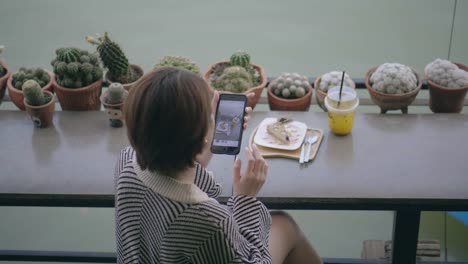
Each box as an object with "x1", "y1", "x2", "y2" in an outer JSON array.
[
  {"x1": 245, "y1": 147, "x2": 256, "y2": 174},
  {"x1": 211, "y1": 90, "x2": 219, "y2": 115}
]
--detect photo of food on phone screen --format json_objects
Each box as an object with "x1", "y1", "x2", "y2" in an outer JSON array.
[{"x1": 212, "y1": 99, "x2": 245, "y2": 148}]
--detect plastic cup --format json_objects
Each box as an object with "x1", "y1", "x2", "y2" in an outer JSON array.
[{"x1": 324, "y1": 86, "x2": 359, "y2": 135}]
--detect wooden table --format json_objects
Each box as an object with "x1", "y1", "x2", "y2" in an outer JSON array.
[{"x1": 1, "y1": 111, "x2": 468, "y2": 264}]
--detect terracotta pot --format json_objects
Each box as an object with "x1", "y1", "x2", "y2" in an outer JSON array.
[
  {"x1": 105, "y1": 64, "x2": 144, "y2": 91},
  {"x1": 23, "y1": 91, "x2": 55, "y2": 128},
  {"x1": 426, "y1": 62, "x2": 468, "y2": 113},
  {"x1": 53, "y1": 78, "x2": 102, "y2": 111},
  {"x1": 314, "y1": 76, "x2": 356, "y2": 112},
  {"x1": 204, "y1": 61, "x2": 267, "y2": 109},
  {"x1": 0, "y1": 60, "x2": 11, "y2": 103},
  {"x1": 7, "y1": 70, "x2": 54, "y2": 111},
  {"x1": 365, "y1": 66, "x2": 422, "y2": 114},
  {"x1": 100, "y1": 90, "x2": 127, "y2": 128},
  {"x1": 267, "y1": 82, "x2": 312, "y2": 111}
]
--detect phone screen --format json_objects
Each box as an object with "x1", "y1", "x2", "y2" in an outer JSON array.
[{"x1": 211, "y1": 94, "x2": 247, "y2": 155}]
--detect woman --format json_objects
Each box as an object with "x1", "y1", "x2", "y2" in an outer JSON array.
[{"x1": 115, "y1": 67, "x2": 322, "y2": 264}]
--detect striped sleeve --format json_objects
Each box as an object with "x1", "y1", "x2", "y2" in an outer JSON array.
[
  {"x1": 196, "y1": 196, "x2": 272, "y2": 263},
  {"x1": 193, "y1": 164, "x2": 222, "y2": 198}
]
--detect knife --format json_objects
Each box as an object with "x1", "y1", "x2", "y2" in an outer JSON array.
[{"x1": 299, "y1": 135, "x2": 307, "y2": 164}]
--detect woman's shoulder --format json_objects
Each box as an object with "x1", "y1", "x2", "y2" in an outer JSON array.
[{"x1": 193, "y1": 199, "x2": 232, "y2": 224}]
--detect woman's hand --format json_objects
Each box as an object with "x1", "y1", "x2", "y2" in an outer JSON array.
[{"x1": 233, "y1": 144, "x2": 268, "y2": 197}]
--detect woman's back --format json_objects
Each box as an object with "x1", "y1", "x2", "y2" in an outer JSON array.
[{"x1": 115, "y1": 147, "x2": 272, "y2": 264}]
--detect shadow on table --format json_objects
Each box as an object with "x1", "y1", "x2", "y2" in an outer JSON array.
[{"x1": 31, "y1": 125, "x2": 61, "y2": 165}]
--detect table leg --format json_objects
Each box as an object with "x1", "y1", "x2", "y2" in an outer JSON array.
[{"x1": 391, "y1": 210, "x2": 421, "y2": 264}]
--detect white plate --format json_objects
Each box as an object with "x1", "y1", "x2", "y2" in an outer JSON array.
[{"x1": 253, "y1": 118, "x2": 307, "y2": 150}]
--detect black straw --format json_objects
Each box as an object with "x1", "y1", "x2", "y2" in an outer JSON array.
[{"x1": 337, "y1": 71, "x2": 346, "y2": 108}]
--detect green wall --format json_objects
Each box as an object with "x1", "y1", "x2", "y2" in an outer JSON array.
[
  {"x1": 0, "y1": 0, "x2": 467, "y2": 261},
  {"x1": 0, "y1": 0, "x2": 464, "y2": 78}
]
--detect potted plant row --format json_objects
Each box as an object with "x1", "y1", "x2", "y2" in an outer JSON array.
[
  {"x1": 204, "y1": 51, "x2": 267, "y2": 109},
  {"x1": 7, "y1": 67, "x2": 54, "y2": 110},
  {"x1": 0, "y1": 46, "x2": 11, "y2": 103},
  {"x1": 365, "y1": 63, "x2": 422, "y2": 114},
  {"x1": 424, "y1": 59, "x2": 468, "y2": 113},
  {"x1": 87, "y1": 32, "x2": 144, "y2": 91}
]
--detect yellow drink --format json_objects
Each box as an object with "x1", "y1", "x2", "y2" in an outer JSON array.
[
  {"x1": 327, "y1": 110, "x2": 356, "y2": 135},
  {"x1": 325, "y1": 86, "x2": 359, "y2": 136}
]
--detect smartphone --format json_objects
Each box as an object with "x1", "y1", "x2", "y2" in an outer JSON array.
[{"x1": 211, "y1": 94, "x2": 248, "y2": 155}]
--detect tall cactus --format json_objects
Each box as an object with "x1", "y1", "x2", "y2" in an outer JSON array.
[
  {"x1": 23, "y1": 80, "x2": 51, "y2": 106},
  {"x1": 107, "y1": 83, "x2": 127, "y2": 104},
  {"x1": 51, "y1": 47, "x2": 102, "y2": 88},
  {"x1": 87, "y1": 32, "x2": 139, "y2": 84},
  {"x1": 230, "y1": 51, "x2": 251, "y2": 68}
]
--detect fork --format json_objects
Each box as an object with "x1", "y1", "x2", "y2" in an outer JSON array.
[{"x1": 304, "y1": 134, "x2": 318, "y2": 163}]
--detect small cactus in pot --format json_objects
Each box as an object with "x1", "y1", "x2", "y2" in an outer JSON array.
[
  {"x1": 87, "y1": 32, "x2": 143, "y2": 89},
  {"x1": 204, "y1": 50, "x2": 267, "y2": 109},
  {"x1": 365, "y1": 63, "x2": 421, "y2": 114},
  {"x1": 424, "y1": 59, "x2": 468, "y2": 113},
  {"x1": 7, "y1": 67, "x2": 54, "y2": 110},
  {"x1": 23, "y1": 80, "x2": 55, "y2": 128},
  {"x1": 51, "y1": 47, "x2": 103, "y2": 110},
  {"x1": 154, "y1": 55, "x2": 200, "y2": 75},
  {"x1": 100, "y1": 82, "x2": 128, "y2": 128},
  {"x1": 314, "y1": 71, "x2": 354, "y2": 112},
  {"x1": 267, "y1": 73, "x2": 312, "y2": 111}
]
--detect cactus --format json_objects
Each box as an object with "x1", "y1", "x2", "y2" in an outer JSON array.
[
  {"x1": 212, "y1": 66, "x2": 253, "y2": 93},
  {"x1": 230, "y1": 51, "x2": 251, "y2": 68},
  {"x1": 319, "y1": 71, "x2": 353, "y2": 92},
  {"x1": 370, "y1": 63, "x2": 418, "y2": 94},
  {"x1": 87, "y1": 32, "x2": 140, "y2": 84},
  {"x1": 12, "y1": 67, "x2": 50, "y2": 90},
  {"x1": 425, "y1": 59, "x2": 468, "y2": 88},
  {"x1": 107, "y1": 83, "x2": 127, "y2": 104},
  {"x1": 51, "y1": 47, "x2": 102, "y2": 88},
  {"x1": 154, "y1": 55, "x2": 200, "y2": 75},
  {"x1": 0, "y1": 45, "x2": 5, "y2": 77},
  {"x1": 210, "y1": 51, "x2": 263, "y2": 93},
  {"x1": 270, "y1": 73, "x2": 310, "y2": 99},
  {"x1": 23, "y1": 80, "x2": 52, "y2": 106}
]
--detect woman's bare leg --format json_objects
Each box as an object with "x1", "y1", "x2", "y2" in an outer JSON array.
[{"x1": 269, "y1": 211, "x2": 322, "y2": 264}]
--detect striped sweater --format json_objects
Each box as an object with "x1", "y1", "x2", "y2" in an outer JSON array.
[{"x1": 115, "y1": 147, "x2": 272, "y2": 263}]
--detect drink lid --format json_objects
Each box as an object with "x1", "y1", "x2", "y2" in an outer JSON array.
[{"x1": 327, "y1": 86, "x2": 356, "y2": 102}]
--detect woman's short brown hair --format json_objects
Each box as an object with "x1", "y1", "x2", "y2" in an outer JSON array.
[{"x1": 125, "y1": 67, "x2": 212, "y2": 176}]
